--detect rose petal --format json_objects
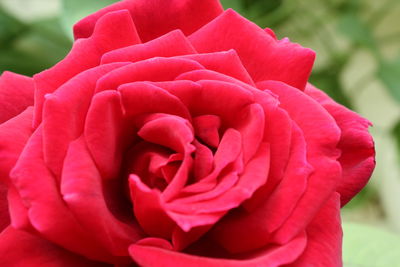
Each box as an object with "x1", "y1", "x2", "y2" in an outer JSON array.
[
  {"x1": 96, "y1": 57, "x2": 205, "y2": 93},
  {"x1": 172, "y1": 224, "x2": 213, "y2": 251},
  {"x1": 129, "y1": 174, "x2": 175, "y2": 239},
  {"x1": 174, "y1": 80, "x2": 254, "y2": 125},
  {"x1": 42, "y1": 63, "x2": 128, "y2": 177},
  {"x1": 258, "y1": 81, "x2": 341, "y2": 244},
  {"x1": 138, "y1": 116, "x2": 194, "y2": 153},
  {"x1": 137, "y1": 115, "x2": 195, "y2": 201},
  {"x1": 6, "y1": 185, "x2": 31, "y2": 230},
  {"x1": 257, "y1": 123, "x2": 312, "y2": 233},
  {"x1": 85, "y1": 90, "x2": 126, "y2": 180},
  {"x1": 193, "y1": 115, "x2": 221, "y2": 148},
  {"x1": 242, "y1": 107, "x2": 292, "y2": 211},
  {"x1": 177, "y1": 50, "x2": 255, "y2": 86},
  {"x1": 290, "y1": 193, "x2": 342, "y2": 266},
  {"x1": 0, "y1": 227, "x2": 109, "y2": 267},
  {"x1": 101, "y1": 29, "x2": 196, "y2": 64},
  {"x1": 0, "y1": 107, "x2": 33, "y2": 184},
  {"x1": 0, "y1": 182, "x2": 9, "y2": 232},
  {"x1": 0, "y1": 71, "x2": 34, "y2": 123},
  {"x1": 167, "y1": 143, "x2": 270, "y2": 232},
  {"x1": 129, "y1": 231, "x2": 306, "y2": 267},
  {"x1": 119, "y1": 82, "x2": 191, "y2": 120},
  {"x1": 212, "y1": 124, "x2": 311, "y2": 253},
  {"x1": 61, "y1": 136, "x2": 142, "y2": 258},
  {"x1": 173, "y1": 128, "x2": 244, "y2": 202},
  {"x1": 189, "y1": 9, "x2": 315, "y2": 89},
  {"x1": 305, "y1": 83, "x2": 375, "y2": 205},
  {"x1": 74, "y1": 0, "x2": 223, "y2": 42},
  {"x1": 34, "y1": 10, "x2": 139, "y2": 126},
  {"x1": 10, "y1": 128, "x2": 114, "y2": 262}
]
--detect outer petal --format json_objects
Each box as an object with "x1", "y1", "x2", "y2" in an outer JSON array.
[
  {"x1": 305, "y1": 83, "x2": 375, "y2": 205},
  {"x1": 258, "y1": 81, "x2": 341, "y2": 244},
  {"x1": 0, "y1": 71, "x2": 34, "y2": 123},
  {"x1": 189, "y1": 9, "x2": 315, "y2": 90},
  {"x1": 33, "y1": 10, "x2": 139, "y2": 126},
  {"x1": 11, "y1": 128, "x2": 116, "y2": 262},
  {"x1": 74, "y1": 0, "x2": 223, "y2": 42},
  {"x1": 0, "y1": 227, "x2": 110, "y2": 267},
  {"x1": 0, "y1": 107, "x2": 34, "y2": 183},
  {"x1": 290, "y1": 193, "x2": 342, "y2": 267},
  {"x1": 0, "y1": 108, "x2": 33, "y2": 232}
]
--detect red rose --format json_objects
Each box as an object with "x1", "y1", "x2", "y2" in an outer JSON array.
[{"x1": 0, "y1": 0, "x2": 375, "y2": 266}]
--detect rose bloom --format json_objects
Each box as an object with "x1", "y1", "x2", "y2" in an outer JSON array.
[{"x1": 0, "y1": 0, "x2": 375, "y2": 266}]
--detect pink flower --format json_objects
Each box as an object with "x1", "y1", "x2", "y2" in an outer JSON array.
[{"x1": 0, "y1": 0, "x2": 375, "y2": 266}]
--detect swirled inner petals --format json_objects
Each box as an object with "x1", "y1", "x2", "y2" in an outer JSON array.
[
  {"x1": 193, "y1": 115, "x2": 221, "y2": 148},
  {"x1": 212, "y1": 124, "x2": 310, "y2": 253},
  {"x1": 129, "y1": 174, "x2": 175, "y2": 239},
  {"x1": 138, "y1": 116, "x2": 194, "y2": 153}
]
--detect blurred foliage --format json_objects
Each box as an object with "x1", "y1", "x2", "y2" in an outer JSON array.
[
  {"x1": 0, "y1": 6, "x2": 71, "y2": 76},
  {"x1": 343, "y1": 222, "x2": 400, "y2": 266}
]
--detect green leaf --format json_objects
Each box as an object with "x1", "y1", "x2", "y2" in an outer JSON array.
[
  {"x1": 378, "y1": 58, "x2": 400, "y2": 102},
  {"x1": 343, "y1": 222, "x2": 400, "y2": 266},
  {"x1": 61, "y1": 0, "x2": 118, "y2": 38},
  {"x1": 337, "y1": 12, "x2": 376, "y2": 49}
]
